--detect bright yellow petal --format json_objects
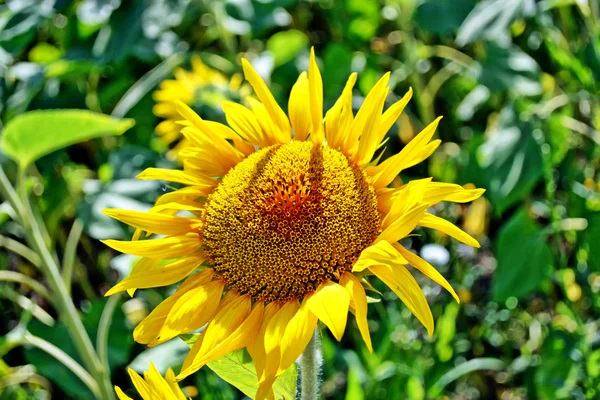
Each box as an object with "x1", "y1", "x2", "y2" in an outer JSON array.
[
  {"x1": 144, "y1": 362, "x2": 175, "y2": 399},
  {"x1": 289, "y1": 72, "x2": 311, "y2": 141},
  {"x1": 339, "y1": 272, "x2": 372, "y2": 353},
  {"x1": 127, "y1": 369, "x2": 153, "y2": 400},
  {"x1": 305, "y1": 280, "x2": 349, "y2": 341},
  {"x1": 178, "y1": 294, "x2": 252, "y2": 379},
  {"x1": 308, "y1": 48, "x2": 324, "y2": 144},
  {"x1": 105, "y1": 256, "x2": 206, "y2": 296},
  {"x1": 423, "y1": 182, "x2": 486, "y2": 204},
  {"x1": 241, "y1": 58, "x2": 291, "y2": 141},
  {"x1": 164, "y1": 369, "x2": 187, "y2": 400},
  {"x1": 380, "y1": 178, "x2": 431, "y2": 229},
  {"x1": 247, "y1": 302, "x2": 281, "y2": 380},
  {"x1": 260, "y1": 300, "x2": 300, "y2": 383},
  {"x1": 325, "y1": 73, "x2": 357, "y2": 150},
  {"x1": 102, "y1": 209, "x2": 195, "y2": 237},
  {"x1": 137, "y1": 168, "x2": 216, "y2": 187},
  {"x1": 101, "y1": 233, "x2": 201, "y2": 259},
  {"x1": 246, "y1": 97, "x2": 284, "y2": 145},
  {"x1": 370, "y1": 263, "x2": 434, "y2": 336},
  {"x1": 353, "y1": 240, "x2": 408, "y2": 273},
  {"x1": 278, "y1": 300, "x2": 318, "y2": 374},
  {"x1": 344, "y1": 72, "x2": 390, "y2": 157},
  {"x1": 376, "y1": 88, "x2": 413, "y2": 144},
  {"x1": 376, "y1": 204, "x2": 429, "y2": 244},
  {"x1": 115, "y1": 386, "x2": 133, "y2": 400},
  {"x1": 368, "y1": 116, "x2": 442, "y2": 190},
  {"x1": 419, "y1": 212, "x2": 480, "y2": 248},
  {"x1": 133, "y1": 269, "x2": 215, "y2": 344},
  {"x1": 355, "y1": 83, "x2": 389, "y2": 166},
  {"x1": 222, "y1": 101, "x2": 270, "y2": 147},
  {"x1": 393, "y1": 243, "x2": 459, "y2": 303},
  {"x1": 155, "y1": 186, "x2": 213, "y2": 206},
  {"x1": 156, "y1": 279, "x2": 224, "y2": 343}
]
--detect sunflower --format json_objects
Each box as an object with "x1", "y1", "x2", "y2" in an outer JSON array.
[
  {"x1": 153, "y1": 55, "x2": 249, "y2": 157},
  {"x1": 115, "y1": 363, "x2": 187, "y2": 400},
  {"x1": 103, "y1": 48, "x2": 484, "y2": 399}
]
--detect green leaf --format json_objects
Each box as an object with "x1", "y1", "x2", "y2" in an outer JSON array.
[
  {"x1": 266, "y1": 30, "x2": 308, "y2": 67},
  {"x1": 414, "y1": 0, "x2": 475, "y2": 35},
  {"x1": 323, "y1": 43, "x2": 353, "y2": 99},
  {"x1": 492, "y1": 210, "x2": 554, "y2": 302},
  {"x1": 456, "y1": 0, "x2": 535, "y2": 46},
  {"x1": 584, "y1": 213, "x2": 600, "y2": 272},
  {"x1": 475, "y1": 106, "x2": 544, "y2": 214},
  {"x1": 1, "y1": 109, "x2": 135, "y2": 169},
  {"x1": 179, "y1": 336, "x2": 298, "y2": 400},
  {"x1": 535, "y1": 330, "x2": 579, "y2": 399}
]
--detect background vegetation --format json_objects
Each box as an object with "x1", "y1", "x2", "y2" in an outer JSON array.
[{"x1": 1, "y1": 0, "x2": 599, "y2": 399}]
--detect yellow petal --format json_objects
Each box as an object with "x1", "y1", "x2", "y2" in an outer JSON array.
[
  {"x1": 370, "y1": 263, "x2": 434, "y2": 336},
  {"x1": 393, "y1": 243, "x2": 459, "y2": 303},
  {"x1": 144, "y1": 362, "x2": 175, "y2": 399},
  {"x1": 178, "y1": 294, "x2": 252, "y2": 379},
  {"x1": 164, "y1": 369, "x2": 187, "y2": 400},
  {"x1": 305, "y1": 280, "x2": 349, "y2": 341},
  {"x1": 247, "y1": 302, "x2": 281, "y2": 380},
  {"x1": 246, "y1": 97, "x2": 284, "y2": 145},
  {"x1": 102, "y1": 209, "x2": 195, "y2": 237},
  {"x1": 423, "y1": 182, "x2": 486, "y2": 204},
  {"x1": 105, "y1": 256, "x2": 206, "y2": 296},
  {"x1": 241, "y1": 58, "x2": 291, "y2": 141},
  {"x1": 155, "y1": 186, "x2": 213, "y2": 206},
  {"x1": 156, "y1": 279, "x2": 224, "y2": 343},
  {"x1": 278, "y1": 301, "x2": 318, "y2": 374},
  {"x1": 353, "y1": 240, "x2": 408, "y2": 273},
  {"x1": 308, "y1": 48, "x2": 324, "y2": 144},
  {"x1": 260, "y1": 300, "x2": 300, "y2": 383},
  {"x1": 376, "y1": 88, "x2": 413, "y2": 144},
  {"x1": 137, "y1": 168, "x2": 216, "y2": 187},
  {"x1": 222, "y1": 101, "x2": 270, "y2": 147},
  {"x1": 115, "y1": 386, "x2": 133, "y2": 400},
  {"x1": 344, "y1": 72, "x2": 390, "y2": 157},
  {"x1": 419, "y1": 212, "x2": 480, "y2": 248},
  {"x1": 289, "y1": 72, "x2": 311, "y2": 141},
  {"x1": 380, "y1": 178, "x2": 431, "y2": 229},
  {"x1": 369, "y1": 116, "x2": 442, "y2": 189},
  {"x1": 325, "y1": 73, "x2": 357, "y2": 150},
  {"x1": 133, "y1": 269, "x2": 215, "y2": 344},
  {"x1": 127, "y1": 369, "x2": 153, "y2": 400},
  {"x1": 102, "y1": 233, "x2": 201, "y2": 259},
  {"x1": 355, "y1": 84, "x2": 389, "y2": 166},
  {"x1": 339, "y1": 272, "x2": 372, "y2": 353},
  {"x1": 376, "y1": 204, "x2": 429, "y2": 244}
]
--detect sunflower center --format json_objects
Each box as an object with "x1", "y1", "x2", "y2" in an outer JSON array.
[{"x1": 202, "y1": 141, "x2": 380, "y2": 302}]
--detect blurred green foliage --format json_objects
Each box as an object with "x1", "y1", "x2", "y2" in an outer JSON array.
[{"x1": 1, "y1": 0, "x2": 599, "y2": 399}]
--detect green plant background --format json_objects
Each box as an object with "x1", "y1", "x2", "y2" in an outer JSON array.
[{"x1": 1, "y1": 0, "x2": 599, "y2": 399}]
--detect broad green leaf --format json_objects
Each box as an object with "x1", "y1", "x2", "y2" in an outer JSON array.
[
  {"x1": 266, "y1": 30, "x2": 308, "y2": 67},
  {"x1": 414, "y1": 0, "x2": 475, "y2": 35},
  {"x1": 455, "y1": 0, "x2": 535, "y2": 46},
  {"x1": 492, "y1": 210, "x2": 554, "y2": 302},
  {"x1": 535, "y1": 330, "x2": 579, "y2": 399},
  {"x1": 475, "y1": 106, "x2": 543, "y2": 214},
  {"x1": 207, "y1": 349, "x2": 297, "y2": 400},
  {"x1": 1, "y1": 109, "x2": 135, "y2": 169},
  {"x1": 180, "y1": 335, "x2": 297, "y2": 400},
  {"x1": 584, "y1": 213, "x2": 600, "y2": 272},
  {"x1": 323, "y1": 43, "x2": 353, "y2": 99}
]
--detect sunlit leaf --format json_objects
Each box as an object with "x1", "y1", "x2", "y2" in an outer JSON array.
[
  {"x1": 1, "y1": 109, "x2": 135, "y2": 169},
  {"x1": 492, "y1": 210, "x2": 554, "y2": 302}
]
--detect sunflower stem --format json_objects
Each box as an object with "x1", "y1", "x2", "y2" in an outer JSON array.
[{"x1": 300, "y1": 328, "x2": 321, "y2": 400}]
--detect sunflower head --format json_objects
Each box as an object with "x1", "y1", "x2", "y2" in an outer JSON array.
[{"x1": 104, "y1": 48, "x2": 484, "y2": 400}]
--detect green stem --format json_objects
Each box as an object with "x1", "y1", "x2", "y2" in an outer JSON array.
[
  {"x1": 0, "y1": 270, "x2": 52, "y2": 302},
  {"x1": 24, "y1": 331, "x2": 100, "y2": 398},
  {"x1": 300, "y1": 329, "x2": 321, "y2": 400},
  {"x1": 62, "y1": 219, "x2": 84, "y2": 295},
  {"x1": 0, "y1": 167, "x2": 114, "y2": 400},
  {"x1": 0, "y1": 234, "x2": 42, "y2": 267},
  {"x1": 97, "y1": 294, "x2": 121, "y2": 377}
]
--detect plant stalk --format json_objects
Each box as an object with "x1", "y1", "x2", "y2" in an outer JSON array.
[
  {"x1": 300, "y1": 329, "x2": 321, "y2": 400},
  {"x1": 0, "y1": 167, "x2": 114, "y2": 400}
]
